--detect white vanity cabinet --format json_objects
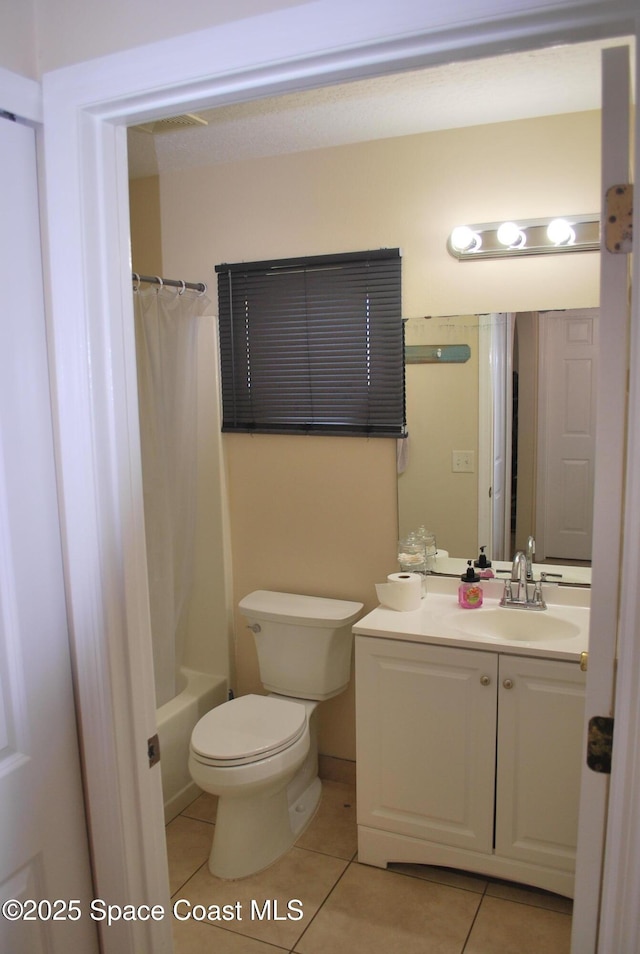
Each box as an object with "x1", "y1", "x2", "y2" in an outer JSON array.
[{"x1": 355, "y1": 634, "x2": 586, "y2": 897}]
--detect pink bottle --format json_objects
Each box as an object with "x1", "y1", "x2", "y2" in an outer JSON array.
[{"x1": 458, "y1": 561, "x2": 483, "y2": 609}]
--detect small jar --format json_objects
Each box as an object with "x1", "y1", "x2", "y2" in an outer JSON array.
[
  {"x1": 416, "y1": 526, "x2": 437, "y2": 572},
  {"x1": 458, "y1": 561, "x2": 483, "y2": 609},
  {"x1": 398, "y1": 536, "x2": 427, "y2": 575}
]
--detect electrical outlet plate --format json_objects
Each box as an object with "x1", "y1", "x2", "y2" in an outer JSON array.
[{"x1": 452, "y1": 450, "x2": 475, "y2": 473}]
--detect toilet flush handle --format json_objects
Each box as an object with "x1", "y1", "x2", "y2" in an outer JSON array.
[{"x1": 247, "y1": 623, "x2": 261, "y2": 633}]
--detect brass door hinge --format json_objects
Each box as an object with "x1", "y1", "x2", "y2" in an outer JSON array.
[
  {"x1": 148, "y1": 733, "x2": 161, "y2": 768},
  {"x1": 587, "y1": 716, "x2": 614, "y2": 774},
  {"x1": 605, "y1": 184, "x2": 633, "y2": 253}
]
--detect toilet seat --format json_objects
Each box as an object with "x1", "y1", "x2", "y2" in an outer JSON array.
[{"x1": 190, "y1": 694, "x2": 307, "y2": 767}]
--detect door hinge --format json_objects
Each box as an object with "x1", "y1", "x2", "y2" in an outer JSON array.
[
  {"x1": 587, "y1": 716, "x2": 614, "y2": 774},
  {"x1": 148, "y1": 733, "x2": 161, "y2": 768},
  {"x1": 605, "y1": 184, "x2": 633, "y2": 253}
]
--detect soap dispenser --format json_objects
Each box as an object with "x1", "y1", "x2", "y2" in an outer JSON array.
[
  {"x1": 474, "y1": 546, "x2": 494, "y2": 579},
  {"x1": 458, "y1": 561, "x2": 483, "y2": 609}
]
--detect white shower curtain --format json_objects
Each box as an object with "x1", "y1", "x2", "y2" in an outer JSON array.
[{"x1": 134, "y1": 283, "x2": 210, "y2": 708}]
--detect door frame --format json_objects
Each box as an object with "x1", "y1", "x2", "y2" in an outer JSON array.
[
  {"x1": 477, "y1": 313, "x2": 514, "y2": 561},
  {"x1": 580, "y1": 43, "x2": 639, "y2": 954},
  {"x1": 39, "y1": 5, "x2": 639, "y2": 953}
]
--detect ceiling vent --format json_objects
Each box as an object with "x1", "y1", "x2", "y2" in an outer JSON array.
[{"x1": 134, "y1": 113, "x2": 209, "y2": 134}]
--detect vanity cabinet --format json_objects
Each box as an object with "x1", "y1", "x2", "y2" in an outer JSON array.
[{"x1": 355, "y1": 635, "x2": 586, "y2": 897}]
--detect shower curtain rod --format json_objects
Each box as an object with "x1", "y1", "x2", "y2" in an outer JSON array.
[{"x1": 132, "y1": 272, "x2": 207, "y2": 294}]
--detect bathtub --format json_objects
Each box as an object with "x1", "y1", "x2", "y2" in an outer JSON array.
[{"x1": 156, "y1": 667, "x2": 227, "y2": 822}]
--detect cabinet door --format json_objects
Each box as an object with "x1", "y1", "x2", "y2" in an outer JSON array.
[
  {"x1": 495, "y1": 655, "x2": 586, "y2": 872},
  {"x1": 356, "y1": 636, "x2": 497, "y2": 853}
]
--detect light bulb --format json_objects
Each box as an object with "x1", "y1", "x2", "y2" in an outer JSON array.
[
  {"x1": 547, "y1": 218, "x2": 575, "y2": 246},
  {"x1": 450, "y1": 226, "x2": 481, "y2": 253},
  {"x1": 496, "y1": 221, "x2": 526, "y2": 248}
]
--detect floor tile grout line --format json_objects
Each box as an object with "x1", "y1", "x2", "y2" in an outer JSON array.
[
  {"x1": 182, "y1": 915, "x2": 293, "y2": 953},
  {"x1": 387, "y1": 865, "x2": 490, "y2": 898},
  {"x1": 460, "y1": 879, "x2": 490, "y2": 953},
  {"x1": 285, "y1": 856, "x2": 355, "y2": 952},
  {"x1": 170, "y1": 858, "x2": 209, "y2": 900}
]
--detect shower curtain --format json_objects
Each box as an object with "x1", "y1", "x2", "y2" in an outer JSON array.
[{"x1": 134, "y1": 283, "x2": 210, "y2": 708}]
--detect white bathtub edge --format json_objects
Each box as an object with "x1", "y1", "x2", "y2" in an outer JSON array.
[{"x1": 156, "y1": 668, "x2": 227, "y2": 824}]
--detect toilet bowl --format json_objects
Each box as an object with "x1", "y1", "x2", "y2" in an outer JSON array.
[
  {"x1": 188, "y1": 590, "x2": 362, "y2": 879},
  {"x1": 189, "y1": 694, "x2": 314, "y2": 879}
]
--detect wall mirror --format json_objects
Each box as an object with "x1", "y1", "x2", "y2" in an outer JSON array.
[{"x1": 398, "y1": 308, "x2": 596, "y2": 586}]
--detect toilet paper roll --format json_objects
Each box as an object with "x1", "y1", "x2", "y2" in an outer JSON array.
[{"x1": 375, "y1": 572, "x2": 423, "y2": 611}]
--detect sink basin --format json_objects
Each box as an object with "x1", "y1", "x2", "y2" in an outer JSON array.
[{"x1": 446, "y1": 607, "x2": 582, "y2": 642}]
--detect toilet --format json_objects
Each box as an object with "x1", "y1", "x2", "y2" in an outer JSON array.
[{"x1": 188, "y1": 589, "x2": 363, "y2": 879}]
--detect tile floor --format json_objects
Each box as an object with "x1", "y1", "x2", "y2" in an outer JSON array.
[{"x1": 167, "y1": 778, "x2": 573, "y2": 954}]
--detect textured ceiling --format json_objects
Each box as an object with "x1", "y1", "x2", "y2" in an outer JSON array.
[{"x1": 127, "y1": 37, "x2": 635, "y2": 179}]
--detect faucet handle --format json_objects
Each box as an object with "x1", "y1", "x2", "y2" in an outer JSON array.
[{"x1": 532, "y1": 580, "x2": 547, "y2": 609}]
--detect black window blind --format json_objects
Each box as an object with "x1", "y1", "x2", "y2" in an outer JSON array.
[{"x1": 216, "y1": 249, "x2": 405, "y2": 437}]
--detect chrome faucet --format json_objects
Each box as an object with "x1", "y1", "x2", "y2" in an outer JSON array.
[
  {"x1": 511, "y1": 551, "x2": 528, "y2": 602},
  {"x1": 525, "y1": 535, "x2": 535, "y2": 581},
  {"x1": 500, "y1": 542, "x2": 547, "y2": 611}
]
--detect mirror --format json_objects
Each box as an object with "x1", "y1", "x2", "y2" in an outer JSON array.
[{"x1": 398, "y1": 309, "x2": 596, "y2": 586}]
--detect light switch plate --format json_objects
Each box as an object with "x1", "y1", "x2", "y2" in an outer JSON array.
[{"x1": 452, "y1": 450, "x2": 475, "y2": 473}]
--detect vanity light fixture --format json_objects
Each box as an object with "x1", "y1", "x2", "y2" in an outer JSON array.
[
  {"x1": 447, "y1": 214, "x2": 599, "y2": 261},
  {"x1": 546, "y1": 217, "x2": 576, "y2": 246},
  {"x1": 450, "y1": 225, "x2": 482, "y2": 253},
  {"x1": 496, "y1": 221, "x2": 526, "y2": 249}
]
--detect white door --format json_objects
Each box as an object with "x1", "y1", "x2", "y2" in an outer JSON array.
[
  {"x1": 538, "y1": 309, "x2": 598, "y2": 561},
  {"x1": 0, "y1": 114, "x2": 98, "y2": 952},
  {"x1": 570, "y1": 45, "x2": 632, "y2": 954}
]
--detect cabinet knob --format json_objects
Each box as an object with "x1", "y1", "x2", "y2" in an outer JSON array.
[
  {"x1": 502, "y1": 678, "x2": 514, "y2": 690},
  {"x1": 480, "y1": 674, "x2": 491, "y2": 686}
]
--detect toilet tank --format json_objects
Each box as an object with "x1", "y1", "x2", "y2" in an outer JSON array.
[{"x1": 238, "y1": 591, "x2": 363, "y2": 700}]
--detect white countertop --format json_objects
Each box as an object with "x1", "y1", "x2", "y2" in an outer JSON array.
[{"x1": 354, "y1": 576, "x2": 590, "y2": 661}]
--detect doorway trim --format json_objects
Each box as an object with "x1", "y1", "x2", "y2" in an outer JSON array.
[{"x1": 39, "y1": 5, "x2": 639, "y2": 952}]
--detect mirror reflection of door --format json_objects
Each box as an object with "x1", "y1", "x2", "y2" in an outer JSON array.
[
  {"x1": 537, "y1": 309, "x2": 598, "y2": 562},
  {"x1": 402, "y1": 309, "x2": 598, "y2": 567},
  {"x1": 495, "y1": 308, "x2": 597, "y2": 564}
]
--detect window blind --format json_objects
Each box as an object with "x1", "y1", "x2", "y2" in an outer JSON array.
[{"x1": 216, "y1": 249, "x2": 405, "y2": 437}]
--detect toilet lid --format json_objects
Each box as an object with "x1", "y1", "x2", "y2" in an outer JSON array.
[{"x1": 190, "y1": 694, "x2": 307, "y2": 765}]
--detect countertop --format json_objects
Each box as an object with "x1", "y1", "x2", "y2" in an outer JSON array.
[{"x1": 354, "y1": 575, "x2": 590, "y2": 661}]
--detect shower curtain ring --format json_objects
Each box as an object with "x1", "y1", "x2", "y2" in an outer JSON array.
[
  {"x1": 132, "y1": 272, "x2": 140, "y2": 291},
  {"x1": 155, "y1": 276, "x2": 163, "y2": 291},
  {"x1": 179, "y1": 280, "x2": 186, "y2": 295},
  {"x1": 197, "y1": 282, "x2": 208, "y2": 297}
]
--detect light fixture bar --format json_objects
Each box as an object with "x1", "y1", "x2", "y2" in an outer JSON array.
[{"x1": 447, "y1": 214, "x2": 600, "y2": 261}]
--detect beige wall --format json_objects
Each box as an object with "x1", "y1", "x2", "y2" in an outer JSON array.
[
  {"x1": 225, "y1": 434, "x2": 397, "y2": 758},
  {"x1": 141, "y1": 109, "x2": 600, "y2": 760},
  {"x1": 400, "y1": 315, "x2": 480, "y2": 557},
  {"x1": 129, "y1": 176, "x2": 163, "y2": 276}
]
